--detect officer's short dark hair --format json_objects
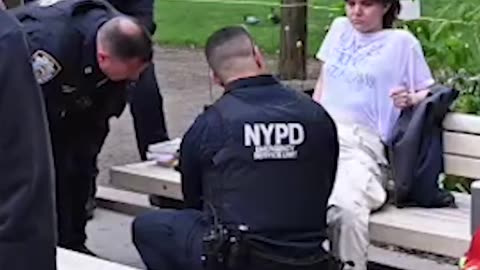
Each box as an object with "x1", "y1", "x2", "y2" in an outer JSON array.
[
  {"x1": 205, "y1": 26, "x2": 255, "y2": 74},
  {"x1": 98, "y1": 16, "x2": 153, "y2": 63}
]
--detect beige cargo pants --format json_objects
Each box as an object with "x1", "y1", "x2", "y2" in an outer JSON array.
[{"x1": 327, "y1": 121, "x2": 389, "y2": 270}]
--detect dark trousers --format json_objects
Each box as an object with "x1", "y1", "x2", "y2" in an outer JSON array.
[
  {"x1": 133, "y1": 210, "x2": 334, "y2": 270},
  {"x1": 52, "y1": 126, "x2": 106, "y2": 249},
  {"x1": 133, "y1": 209, "x2": 206, "y2": 270}
]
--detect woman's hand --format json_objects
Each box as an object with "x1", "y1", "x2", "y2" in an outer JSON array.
[{"x1": 390, "y1": 86, "x2": 429, "y2": 109}]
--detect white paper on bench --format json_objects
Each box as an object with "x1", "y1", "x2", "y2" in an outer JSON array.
[
  {"x1": 146, "y1": 138, "x2": 181, "y2": 166},
  {"x1": 147, "y1": 137, "x2": 181, "y2": 154},
  {"x1": 57, "y1": 248, "x2": 140, "y2": 270}
]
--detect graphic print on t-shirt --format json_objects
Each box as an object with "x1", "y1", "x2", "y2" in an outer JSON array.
[{"x1": 325, "y1": 31, "x2": 386, "y2": 92}]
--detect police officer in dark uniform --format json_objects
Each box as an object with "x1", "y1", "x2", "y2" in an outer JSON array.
[
  {"x1": 0, "y1": 4, "x2": 56, "y2": 269},
  {"x1": 132, "y1": 26, "x2": 340, "y2": 270},
  {"x1": 12, "y1": 0, "x2": 153, "y2": 254},
  {"x1": 24, "y1": 0, "x2": 169, "y2": 215}
]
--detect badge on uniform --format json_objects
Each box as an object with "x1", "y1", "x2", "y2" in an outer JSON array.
[{"x1": 32, "y1": 50, "x2": 62, "y2": 85}]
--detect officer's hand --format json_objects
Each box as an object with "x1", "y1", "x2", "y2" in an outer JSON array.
[{"x1": 0, "y1": 0, "x2": 5, "y2": 10}]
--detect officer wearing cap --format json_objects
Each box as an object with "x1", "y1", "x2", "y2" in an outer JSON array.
[
  {"x1": 0, "y1": 3, "x2": 56, "y2": 269},
  {"x1": 132, "y1": 26, "x2": 340, "y2": 270},
  {"x1": 12, "y1": 0, "x2": 153, "y2": 254}
]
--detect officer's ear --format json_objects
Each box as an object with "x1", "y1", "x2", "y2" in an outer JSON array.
[
  {"x1": 210, "y1": 69, "x2": 224, "y2": 87},
  {"x1": 252, "y1": 45, "x2": 266, "y2": 71},
  {"x1": 97, "y1": 49, "x2": 110, "y2": 65}
]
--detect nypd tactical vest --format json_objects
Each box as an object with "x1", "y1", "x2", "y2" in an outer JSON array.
[{"x1": 203, "y1": 83, "x2": 337, "y2": 236}]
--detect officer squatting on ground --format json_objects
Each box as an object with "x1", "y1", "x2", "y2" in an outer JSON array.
[
  {"x1": 0, "y1": 2, "x2": 57, "y2": 269},
  {"x1": 12, "y1": 0, "x2": 155, "y2": 255},
  {"x1": 132, "y1": 26, "x2": 342, "y2": 270}
]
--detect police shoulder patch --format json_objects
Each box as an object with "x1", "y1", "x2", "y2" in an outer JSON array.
[{"x1": 32, "y1": 50, "x2": 62, "y2": 85}]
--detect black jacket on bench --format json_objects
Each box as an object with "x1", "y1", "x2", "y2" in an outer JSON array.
[
  {"x1": 388, "y1": 85, "x2": 459, "y2": 208},
  {"x1": 0, "y1": 9, "x2": 57, "y2": 270}
]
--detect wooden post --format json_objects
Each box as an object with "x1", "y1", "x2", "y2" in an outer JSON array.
[
  {"x1": 279, "y1": 0, "x2": 307, "y2": 80},
  {"x1": 4, "y1": 0, "x2": 23, "y2": 9}
]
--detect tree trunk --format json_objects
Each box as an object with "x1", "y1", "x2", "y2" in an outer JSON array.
[{"x1": 279, "y1": 0, "x2": 307, "y2": 80}]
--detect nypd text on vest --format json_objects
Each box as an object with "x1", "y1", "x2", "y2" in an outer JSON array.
[{"x1": 244, "y1": 123, "x2": 305, "y2": 160}]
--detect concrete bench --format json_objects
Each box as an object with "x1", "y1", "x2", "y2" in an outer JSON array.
[
  {"x1": 57, "y1": 247, "x2": 140, "y2": 270},
  {"x1": 110, "y1": 112, "x2": 480, "y2": 259}
]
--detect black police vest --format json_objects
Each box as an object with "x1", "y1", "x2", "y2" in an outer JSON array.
[{"x1": 203, "y1": 85, "x2": 334, "y2": 236}]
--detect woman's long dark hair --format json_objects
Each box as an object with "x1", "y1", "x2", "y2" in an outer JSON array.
[{"x1": 382, "y1": 0, "x2": 401, "y2": 28}]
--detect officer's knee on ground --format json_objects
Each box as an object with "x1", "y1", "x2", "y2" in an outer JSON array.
[{"x1": 132, "y1": 210, "x2": 171, "y2": 247}]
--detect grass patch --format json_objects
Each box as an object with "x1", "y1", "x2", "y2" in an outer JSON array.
[{"x1": 154, "y1": 0, "x2": 476, "y2": 56}]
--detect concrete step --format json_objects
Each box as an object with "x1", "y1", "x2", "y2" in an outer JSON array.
[{"x1": 96, "y1": 185, "x2": 153, "y2": 215}]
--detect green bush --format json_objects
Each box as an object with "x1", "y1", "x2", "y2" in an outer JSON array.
[{"x1": 400, "y1": 3, "x2": 480, "y2": 114}]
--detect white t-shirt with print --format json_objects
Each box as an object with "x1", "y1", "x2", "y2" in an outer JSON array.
[{"x1": 316, "y1": 17, "x2": 435, "y2": 142}]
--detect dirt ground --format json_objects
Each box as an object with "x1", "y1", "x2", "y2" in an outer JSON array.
[{"x1": 97, "y1": 46, "x2": 321, "y2": 186}]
